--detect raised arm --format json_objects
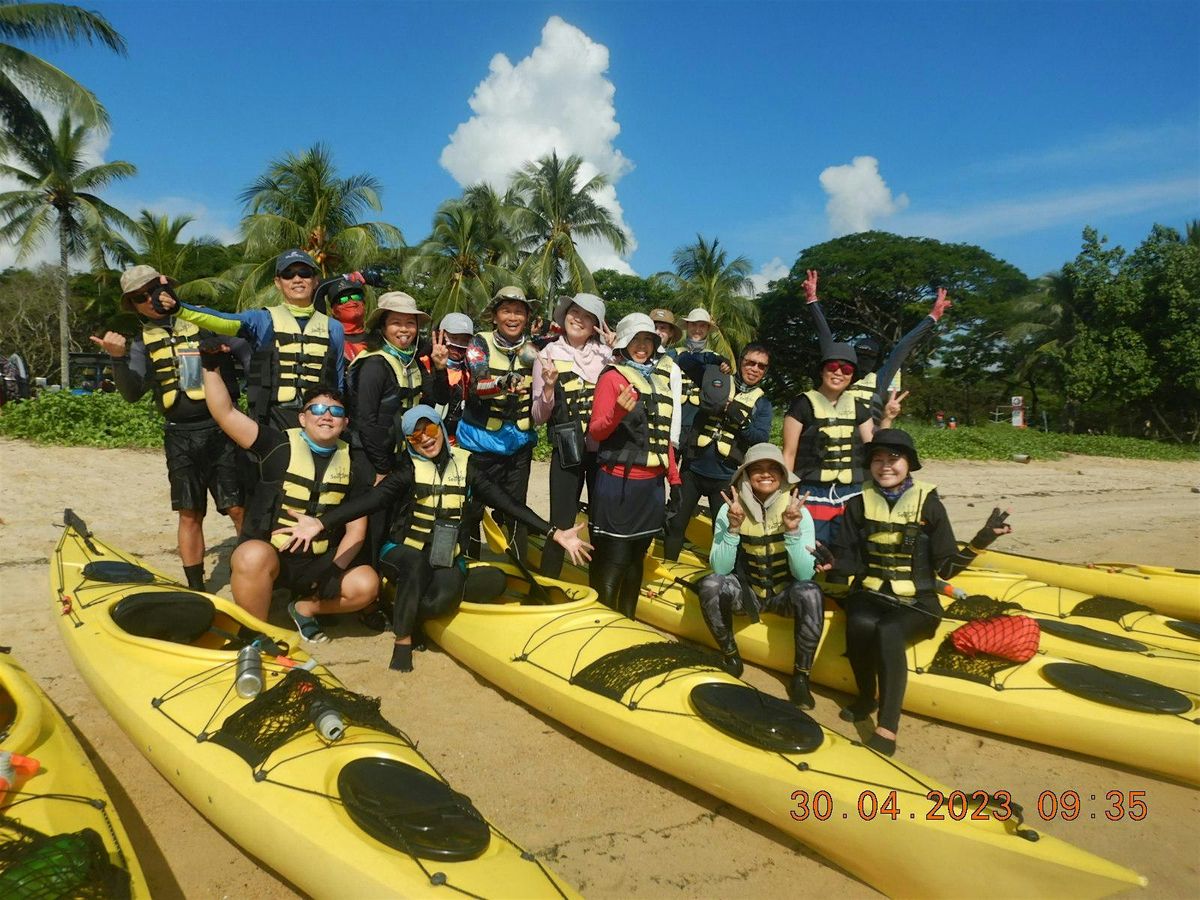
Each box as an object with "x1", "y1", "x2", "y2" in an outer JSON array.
[
  {"x1": 803, "y1": 270, "x2": 836, "y2": 358},
  {"x1": 200, "y1": 340, "x2": 259, "y2": 449},
  {"x1": 868, "y1": 288, "x2": 951, "y2": 425}
]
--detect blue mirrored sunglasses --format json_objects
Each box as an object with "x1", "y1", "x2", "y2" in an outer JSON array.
[{"x1": 303, "y1": 403, "x2": 346, "y2": 418}]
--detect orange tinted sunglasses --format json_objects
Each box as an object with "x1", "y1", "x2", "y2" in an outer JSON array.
[{"x1": 405, "y1": 421, "x2": 441, "y2": 444}]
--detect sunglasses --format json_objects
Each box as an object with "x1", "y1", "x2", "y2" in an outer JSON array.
[
  {"x1": 405, "y1": 421, "x2": 441, "y2": 444},
  {"x1": 824, "y1": 361, "x2": 856, "y2": 376},
  {"x1": 280, "y1": 267, "x2": 316, "y2": 280},
  {"x1": 303, "y1": 403, "x2": 346, "y2": 418},
  {"x1": 743, "y1": 359, "x2": 769, "y2": 370},
  {"x1": 334, "y1": 292, "x2": 363, "y2": 304}
]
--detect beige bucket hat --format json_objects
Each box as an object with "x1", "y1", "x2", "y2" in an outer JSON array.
[
  {"x1": 366, "y1": 292, "x2": 431, "y2": 330},
  {"x1": 120, "y1": 265, "x2": 176, "y2": 310}
]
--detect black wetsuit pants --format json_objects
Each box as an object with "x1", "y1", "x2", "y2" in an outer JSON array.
[
  {"x1": 539, "y1": 448, "x2": 598, "y2": 578},
  {"x1": 697, "y1": 575, "x2": 825, "y2": 670},
  {"x1": 462, "y1": 443, "x2": 534, "y2": 559},
  {"x1": 380, "y1": 544, "x2": 466, "y2": 639},
  {"x1": 663, "y1": 469, "x2": 727, "y2": 561},
  {"x1": 843, "y1": 589, "x2": 941, "y2": 732},
  {"x1": 589, "y1": 533, "x2": 654, "y2": 619}
]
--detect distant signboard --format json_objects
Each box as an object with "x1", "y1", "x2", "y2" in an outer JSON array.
[{"x1": 1011, "y1": 396, "x2": 1025, "y2": 428}]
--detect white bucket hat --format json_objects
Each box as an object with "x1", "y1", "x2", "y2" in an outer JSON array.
[
  {"x1": 553, "y1": 292, "x2": 607, "y2": 331},
  {"x1": 366, "y1": 292, "x2": 431, "y2": 330},
  {"x1": 612, "y1": 313, "x2": 661, "y2": 352},
  {"x1": 681, "y1": 307, "x2": 715, "y2": 325}
]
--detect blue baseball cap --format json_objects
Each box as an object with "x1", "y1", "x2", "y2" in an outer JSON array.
[
  {"x1": 400, "y1": 404, "x2": 444, "y2": 437},
  {"x1": 275, "y1": 249, "x2": 318, "y2": 275}
]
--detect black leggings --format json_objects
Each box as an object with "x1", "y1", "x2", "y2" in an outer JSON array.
[
  {"x1": 380, "y1": 544, "x2": 467, "y2": 639},
  {"x1": 697, "y1": 575, "x2": 825, "y2": 670},
  {"x1": 589, "y1": 533, "x2": 654, "y2": 619},
  {"x1": 462, "y1": 443, "x2": 534, "y2": 559},
  {"x1": 843, "y1": 590, "x2": 940, "y2": 732},
  {"x1": 539, "y1": 448, "x2": 598, "y2": 578},
  {"x1": 662, "y1": 469, "x2": 727, "y2": 561}
]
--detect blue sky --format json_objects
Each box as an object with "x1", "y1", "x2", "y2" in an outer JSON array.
[{"x1": 39, "y1": 0, "x2": 1200, "y2": 284}]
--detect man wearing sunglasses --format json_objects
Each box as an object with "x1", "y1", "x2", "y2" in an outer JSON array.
[
  {"x1": 199, "y1": 342, "x2": 378, "y2": 643},
  {"x1": 155, "y1": 249, "x2": 346, "y2": 429},
  {"x1": 90, "y1": 265, "x2": 251, "y2": 590},
  {"x1": 663, "y1": 343, "x2": 774, "y2": 561}
]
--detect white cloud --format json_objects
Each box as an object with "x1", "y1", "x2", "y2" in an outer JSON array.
[
  {"x1": 749, "y1": 256, "x2": 789, "y2": 296},
  {"x1": 818, "y1": 156, "x2": 909, "y2": 235},
  {"x1": 440, "y1": 16, "x2": 636, "y2": 274},
  {"x1": 975, "y1": 123, "x2": 1197, "y2": 176},
  {"x1": 896, "y1": 174, "x2": 1199, "y2": 242}
]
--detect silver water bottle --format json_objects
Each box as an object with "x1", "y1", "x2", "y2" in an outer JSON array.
[
  {"x1": 309, "y1": 698, "x2": 346, "y2": 742},
  {"x1": 235, "y1": 645, "x2": 264, "y2": 699}
]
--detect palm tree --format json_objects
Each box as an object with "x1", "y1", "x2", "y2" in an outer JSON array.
[
  {"x1": 662, "y1": 235, "x2": 759, "y2": 358},
  {"x1": 405, "y1": 198, "x2": 524, "y2": 322},
  {"x1": 0, "y1": 2, "x2": 125, "y2": 133},
  {"x1": 0, "y1": 109, "x2": 134, "y2": 385},
  {"x1": 509, "y1": 151, "x2": 627, "y2": 314},
  {"x1": 234, "y1": 143, "x2": 403, "y2": 308},
  {"x1": 1000, "y1": 270, "x2": 1076, "y2": 422},
  {"x1": 106, "y1": 209, "x2": 235, "y2": 304},
  {"x1": 460, "y1": 181, "x2": 525, "y2": 269}
]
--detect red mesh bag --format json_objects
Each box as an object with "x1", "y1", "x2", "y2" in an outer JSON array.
[{"x1": 950, "y1": 615, "x2": 1040, "y2": 662}]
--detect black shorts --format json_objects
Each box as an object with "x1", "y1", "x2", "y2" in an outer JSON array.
[
  {"x1": 276, "y1": 550, "x2": 345, "y2": 600},
  {"x1": 163, "y1": 420, "x2": 244, "y2": 515}
]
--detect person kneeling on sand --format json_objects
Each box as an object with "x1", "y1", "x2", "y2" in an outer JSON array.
[
  {"x1": 199, "y1": 340, "x2": 379, "y2": 643},
  {"x1": 271, "y1": 405, "x2": 592, "y2": 673},
  {"x1": 696, "y1": 443, "x2": 826, "y2": 708}
]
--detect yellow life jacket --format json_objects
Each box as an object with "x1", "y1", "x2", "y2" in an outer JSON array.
[
  {"x1": 860, "y1": 479, "x2": 936, "y2": 597},
  {"x1": 466, "y1": 332, "x2": 533, "y2": 431},
  {"x1": 553, "y1": 358, "x2": 597, "y2": 431},
  {"x1": 597, "y1": 363, "x2": 673, "y2": 469},
  {"x1": 847, "y1": 370, "x2": 902, "y2": 414},
  {"x1": 142, "y1": 318, "x2": 205, "y2": 411},
  {"x1": 736, "y1": 492, "x2": 794, "y2": 600},
  {"x1": 797, "y1": 389, "x2": 862, "y2": 485},
  {"x1": 695, "y1": 381, "x2": 764, "y2": 463},
  {"x1": 267, "y1": 305, "x2": 332, "y2": 404},
  {"x1": 401, "y1": 445, "x2": 471, "y2": 555},
  {"x1": 269, "y1": 429, "x2": 352, "y2": 556}
]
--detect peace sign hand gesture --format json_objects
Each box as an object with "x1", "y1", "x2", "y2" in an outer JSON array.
[
  {"x1": 782, "y1": 490, "x2": 810, "y2": 533},
  {"x1": 596, "y1": 320, "x2": 617, "y2": 347},
  {"x1": 430, "y1": 330, "x2": 449, "y2": 370},
  {"x1": 804, "y1": 269, "x2": 820, "y2": 303},
  {"x1": 720, "y1": 487, "x2": 745, "y2": 532},
  {"x1": 882, "y1": 389, "x2": 910, "y2": 426}
]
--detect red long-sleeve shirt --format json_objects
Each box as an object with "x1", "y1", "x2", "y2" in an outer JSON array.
[{"x1": 589, "y1": 368, "x2": 681, "y2": 484}]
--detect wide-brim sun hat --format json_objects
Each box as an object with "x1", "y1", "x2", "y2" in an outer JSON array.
[
  {"x1": 120, "y1": 265, "x2": 176, "y2": 310},
  {"x1": 862, "y1": 428, "x2": 922, "y2": 471},
  {"x1": 553, "y1": 292, "x2": 606, "y2": 331},
  {"x1": 488, "y1": 284, "x2": 532, "y2": 313},
  {"x1": 366, "y1": 292, "x2": 431, "y2": 331},
  {"x1": 649, "y1": 308, "x2": 682, "y2": 341},
  {"x1": 612, "y1": 313, "x2": 661, "y2": 353},
  {"x1": 730, "y1": 442, "x2": 799, "y2": 488}
]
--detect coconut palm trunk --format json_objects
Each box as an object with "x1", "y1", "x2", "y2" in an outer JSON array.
[{"x1": 58, "y1": 213, "x2": 71, "y2": 387}]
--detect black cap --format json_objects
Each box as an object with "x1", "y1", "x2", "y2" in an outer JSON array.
[
  {"x1": 863, "y1": 428, "x2": 922, "y2": 471},
  {"x1": 822, "y1": 342, "x2": 858, "y2": 366},
  {"x1": 275, "y1": 249, "x2": 318, "y2": 275}
]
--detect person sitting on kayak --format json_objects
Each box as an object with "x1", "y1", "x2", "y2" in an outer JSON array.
[
  {"x1": 696, "y1": 443, "x2": 825, "y2": 708},
  {"x1": 271, "y1": 405, "x2": 592, "y2": 673},
  {"x1": 199, "y1": 342, "x2": 379, "y2": 643},
  {"x1": 820, "y1": 428, "x2": 1012, "y2": 756}
]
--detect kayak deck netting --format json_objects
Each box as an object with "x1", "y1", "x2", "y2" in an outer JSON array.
[
  {"x1": 54, "y1": 528, "x2": 571, "y2": 900},
  {"x1": 0, "y1": 811, "x2": 131, "y2": 899}
]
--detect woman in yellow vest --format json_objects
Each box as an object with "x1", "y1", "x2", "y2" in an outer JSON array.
[
  {"x1": 347, "y1": 292, "x2": 450, "y2": 479},
  {"x1": 696, "y1": 444, "x2": 826, "y2": 708},
  {"x1": 587, "y1": 314, "x2": 682, "y2": 617},
  {"x1": 781, "y1": 341, "x2": 906, "y2": 546},
  {"x1": 822, "y1": 429, "x2": 1013, "y2": 756},
  {"x1": 272, "y1": 405, "x2": 591, "y2": 672},
  {"x1": 531, "y1": 292, "x2": 613, "y2": 577}
]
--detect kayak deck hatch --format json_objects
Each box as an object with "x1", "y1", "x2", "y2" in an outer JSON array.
[
  {"x1": 1040, "y1": 663, "x2": 1194, "y2": 715},
  {"x1": 689, "y1": 682, "x2": 824, "y2": 753},
  {"x1": 81, "y1": 560, "x2": 155, "y2": 585}
]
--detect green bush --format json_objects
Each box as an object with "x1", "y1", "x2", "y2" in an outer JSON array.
[{"x1": 0, "y1": 392, "x2": 164, "y2": 448}]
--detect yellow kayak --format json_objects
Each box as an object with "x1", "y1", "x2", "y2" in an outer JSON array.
[
  {"x1": 428, "y1": 562, "x2": 1145, "y2": 898},
  {"x1": 1, "y1": 651, "x2": 149, "y2": 899},
  {"x1": 526, "y1": 537, "x2": 1200, "y2": 786},
  {"x1": 970, "y1": 549, "x2": 1200, "y2": 623},
  {"x1": 51, "y1": 512, "x2": 575, "y2": 900}
]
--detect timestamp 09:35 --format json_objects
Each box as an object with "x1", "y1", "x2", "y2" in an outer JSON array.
[{"x1": 789, "y1": 789, "x2": 1149, "y2": 822}]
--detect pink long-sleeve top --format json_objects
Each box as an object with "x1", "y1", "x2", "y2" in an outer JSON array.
[{"x1": 532, "y1": 336, "x2": 613, "y2": 452}]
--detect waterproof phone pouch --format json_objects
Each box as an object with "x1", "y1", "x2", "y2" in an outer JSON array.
[
  {"x1": 550, "y1": 422, "x2": 584, "y2": 468},
  {"x1": 428, "y1": 519, "x2": 460, "y2": 568},
  {"x1": 176, "y1": 347, "x2": 203, "y2": 392}
]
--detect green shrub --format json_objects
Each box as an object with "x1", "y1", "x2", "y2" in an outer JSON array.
[{"x1": 0, "y1": 392, "x2": 164, "y2": 448}]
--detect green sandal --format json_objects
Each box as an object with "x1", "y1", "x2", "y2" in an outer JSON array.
[{"x1": 289, "y1": 601, "x2": 330, "y2": 644}]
